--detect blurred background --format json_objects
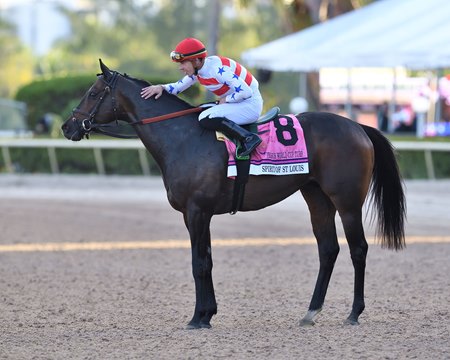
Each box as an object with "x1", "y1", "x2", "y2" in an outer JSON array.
[{"x1": 1, "y1": 0, "x2": 449, "y2": 178}]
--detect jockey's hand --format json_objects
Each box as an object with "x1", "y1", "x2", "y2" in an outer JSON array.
[
  {"x1": 141, "y1": 85, "x2": 164, "y2": 100},
  {"x1": 218, "y1": 97, "x2": 227, "y2": 104}
]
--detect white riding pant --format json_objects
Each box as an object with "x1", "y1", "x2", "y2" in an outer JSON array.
[{"x1": 198, "y1": 94, "x2": 263, "y2": 125}]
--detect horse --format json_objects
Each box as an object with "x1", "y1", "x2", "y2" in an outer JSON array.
[{"x1": 62, "y1": 60, "x2": 406, "y2": 329}]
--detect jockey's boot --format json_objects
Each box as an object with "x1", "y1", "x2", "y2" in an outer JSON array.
[
  {"x1": 224, "y1": 120, "x2": 261, "y2": 157},
  {"x1": 201, "y1": 117, "x2": 261, "y2": 157}
]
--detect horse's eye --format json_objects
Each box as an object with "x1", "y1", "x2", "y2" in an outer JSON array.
[{"x1": 89, "y1": 91, "x2": 97, "y2": 98}]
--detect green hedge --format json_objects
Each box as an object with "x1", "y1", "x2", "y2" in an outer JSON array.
[
  {"x1": 396, "y1": 151, "x2": 450, "y2": 178},
  {"x1": 15, "y1": 75, "x2": 96, "y2": 129},
  {"x1": 15, "y1": 74, "x2": 201, "y2": 130}
]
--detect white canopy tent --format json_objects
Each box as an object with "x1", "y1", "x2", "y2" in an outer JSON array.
[
  {"x1": 242, "y1": 0, "x2": 450, "y2": 133},
  {"x1": 242, "y1": 0, "x2": 450, "y2": 71}
]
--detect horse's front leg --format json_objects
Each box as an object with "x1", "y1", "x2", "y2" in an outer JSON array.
[{"x1": 183, "y1": 207, "x2": 217, "y2": 329}]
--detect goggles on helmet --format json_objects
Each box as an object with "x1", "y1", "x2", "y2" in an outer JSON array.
[
  {"x1": 170, "y1": 48, "x2": 206, "y2": 62},
  {"x1": 170, "y1": 51, "x2": 184, "y2": 62}
]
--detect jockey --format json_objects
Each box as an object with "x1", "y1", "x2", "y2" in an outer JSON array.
[{"x1": 141, "y1": 37, "x2": 263, "y2": 157}]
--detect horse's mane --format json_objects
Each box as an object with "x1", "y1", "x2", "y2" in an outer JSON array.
[
  {"x1": 121, "y1": 72, "x2": 194, "y2": 109},
  {"x1": 122, "y1": 73, "x2": 151, "y2": 87}
]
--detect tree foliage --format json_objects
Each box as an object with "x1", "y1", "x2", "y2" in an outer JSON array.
[
  {"x1": 0, "y1": 17, "x2": 33, "y2": 97},
  {"x1": 2, "y1": 1, "x2": 374, "y2": 82},
  {"x1": 36, "y1": 1, "x2": 287, "y2": 78}
]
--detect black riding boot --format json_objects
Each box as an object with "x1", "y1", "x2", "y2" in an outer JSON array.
[{"x1": 200, "y1": 117, "x2": 262, "y2": 157}]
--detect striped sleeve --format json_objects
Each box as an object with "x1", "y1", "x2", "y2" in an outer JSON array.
[{"x1": 163, "y1": 75, "x2": 197, "y2": 95}]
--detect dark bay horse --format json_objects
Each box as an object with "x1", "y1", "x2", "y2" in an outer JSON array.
[{"x1": 62, "y1": 61, "x2": 406, "y2": 328}]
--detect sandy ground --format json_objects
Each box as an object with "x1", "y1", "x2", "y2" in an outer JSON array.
[{"x1": 0, "y1": 174, "x2": 449, "y2": 359}]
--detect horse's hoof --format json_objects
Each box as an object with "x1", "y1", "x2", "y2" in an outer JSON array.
[
  {"x1": 344, "y1": 317, "x2": 360, "y2": 326},
  {"x1": 299, "y1": 318, "x2": 315, "y2": 327},
  {"x1": 186, "y1": 321, "x2": 212, "y2": 329},
  {"x1": 299, "y1": 308, "x2": 321, "y2": 327},
  {"x1": 186, "y1": 322, "x2": 201, "y2": 330}
]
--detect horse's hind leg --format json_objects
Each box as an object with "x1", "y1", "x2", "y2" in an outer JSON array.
[
  {"x1": 299, "y1": 183, "x2": 340, "y2": 326},
  {"x1": 339, "y1": 208, "x2": 368, "y2": 325},
  {"x1": 183, "y1": 207, "x2": 217, "y2": 329}
]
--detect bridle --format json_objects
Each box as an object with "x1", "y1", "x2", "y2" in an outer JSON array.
[
  {"x1": 70, "y1": 71, "x2": 206, "y2": 139},
  {"x1": 71, "y1": 71, "x2": 133, "y2": 139}
]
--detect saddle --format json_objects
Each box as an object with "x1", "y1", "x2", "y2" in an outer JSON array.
[
  {"x1": 239, "y1": 106, "x2": 280, "y2": 136},
  {"x1": 256, "y1": 106, "x2": 281, "y2": 124}
]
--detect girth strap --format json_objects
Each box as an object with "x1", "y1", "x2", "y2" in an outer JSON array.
[{"x1": 230, "y1": 155, "x2": 250, "y2": 215}]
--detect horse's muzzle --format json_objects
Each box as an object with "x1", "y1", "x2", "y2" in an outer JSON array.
[{"x1": 61, "y1": 117, "x2": 84, "y2": 141}]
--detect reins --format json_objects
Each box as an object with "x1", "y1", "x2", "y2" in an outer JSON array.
[
  {"x1": 131, "y1": 100, "x2": 218, "y2": 125},
  {"x1": 92, "y1": 107, "x2": 204, "y2": 139},
  {"x1": 133, "y1": 107, "x2": 203, "y2": 125}
]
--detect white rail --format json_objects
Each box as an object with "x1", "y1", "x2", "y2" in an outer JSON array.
[
  {"x1": 0, "y1": 139, "x2": 149, "y2": 175},
  {"x1": 1, "y1": 139, "x2": 450, "y2": 179},
  {"x1": 392, "y1": 141, "x2": 450, "y2": 179}
]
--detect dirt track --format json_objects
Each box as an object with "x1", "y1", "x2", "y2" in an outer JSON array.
[{"x1": 0, "y1": 175, "x2": 449, "y2": 359}]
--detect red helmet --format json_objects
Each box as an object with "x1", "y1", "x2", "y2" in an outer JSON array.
[{"x1": 170, "y1": 38, "x2": 207, "y2": 62}]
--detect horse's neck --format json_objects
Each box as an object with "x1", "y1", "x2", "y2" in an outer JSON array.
[
  {"x1": 119, "y1": 84, "x2": 200, "y2": 170},
  {"x1": 119, "y1": 82, "x2": 191, "y2": 121}
]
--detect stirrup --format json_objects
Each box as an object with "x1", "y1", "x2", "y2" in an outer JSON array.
[{"x1": 235, "y1": 144, "x2": 250, "y2": 161}]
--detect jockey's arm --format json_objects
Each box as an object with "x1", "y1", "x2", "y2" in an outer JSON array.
[
  {"x1": 141, "y1": 75, "x2": 197, "y2": 99},
  {"x1": 163, "y1": 75, "x2": 197, "y2": 96}
]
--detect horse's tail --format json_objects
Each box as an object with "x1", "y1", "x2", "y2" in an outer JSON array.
[{"x1": 361, "y1": 125, "x2": 406, "y2": 250}]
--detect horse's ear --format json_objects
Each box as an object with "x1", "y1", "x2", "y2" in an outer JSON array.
[{"x1": 99, "y1": 59, "x2": 112, "y2": 80}]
